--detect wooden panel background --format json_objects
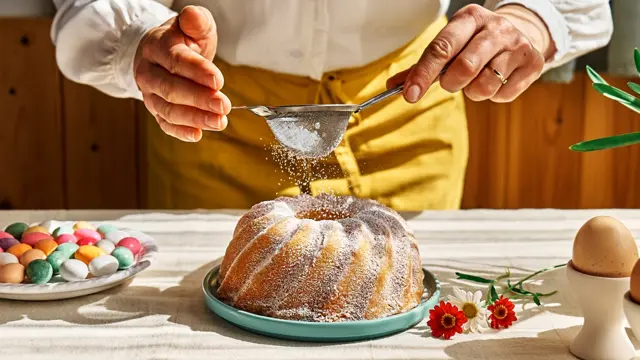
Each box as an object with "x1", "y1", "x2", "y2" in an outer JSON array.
[{"x1": 2, "y1": 18, "x2": 640, "y2": 210}]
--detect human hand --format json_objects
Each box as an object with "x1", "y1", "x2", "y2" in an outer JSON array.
[
  {"x1": 388, "y1": 4, "x2": 550, "y2": 103},
  {"x1": 134, "y1": 5, "x2": 230, "y2": 142}
]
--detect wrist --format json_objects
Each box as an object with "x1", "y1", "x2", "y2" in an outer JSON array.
[{"x1": 495, "y1": 4, "x2": 556, "y2": 60}]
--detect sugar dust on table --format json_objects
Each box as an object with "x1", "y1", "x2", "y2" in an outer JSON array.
[{"x1": 0, "y1": 221, "x2": 141, "y2": 284}]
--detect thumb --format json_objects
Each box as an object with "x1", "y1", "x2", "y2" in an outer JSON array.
[{"x1": 178, "y1": 6, "x2": 217, "y2": 60}]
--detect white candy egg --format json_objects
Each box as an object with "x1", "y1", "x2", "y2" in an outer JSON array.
[
  {"x1": 106, "y1": 230, "x2": 129, "y2": 243},
  {"x1": 39, "y1": 220, "x2": 60, "y2": 234},
  {"x1": 96, "y1": 240, "x2": 116, "y2": 255},
  {"x1": 0, "y1": 253, "x2": 18, "y2": 266},
  {"x1": 89, "y1": 255, "x2": 119, "y2": 277},
  {"x1": 60, "y1": 259, "x2": 89, "y2": 282}
]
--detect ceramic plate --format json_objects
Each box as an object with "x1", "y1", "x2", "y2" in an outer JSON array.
[
  {"x1": 0, "y1": 221, "x2": 158, "y2": 301},
  {"x1": 203, "y1": 265, "x2": 440, "y2": 342}
]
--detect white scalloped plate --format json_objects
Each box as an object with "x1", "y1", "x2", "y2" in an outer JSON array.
[{"x1": 0, "y1": 221, "x2": 158, "y2": 301}]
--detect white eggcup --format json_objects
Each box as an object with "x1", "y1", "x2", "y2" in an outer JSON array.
[
  {"x1": 623, "y1": 291, "x2": 640, "y2": 347},
  {"x1": 566, "y1": 261, "x2": 635, "y2": 360}
]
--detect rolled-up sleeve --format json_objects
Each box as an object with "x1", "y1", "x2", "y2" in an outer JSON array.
[
  {"x1": 484, "y1": 0, "x2": 614, "y2": 70},
  {"x1": 51, "y1": 0, "x2": 177, "y2": 100}
]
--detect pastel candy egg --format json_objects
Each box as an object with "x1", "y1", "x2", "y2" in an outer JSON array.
[
  {"x1": 0, "y1": 253, "x2": 18, "y2": 266},
  {"x1": 56, "y1": 243, "x2": 79, "y2": 258},
  {"x1": 117, "y1": 237, "x2": 142, "y2": 256},
  {"x1": 34, "y1": 239, "x2": 58, "y2": 256},
  {"x1": 0, "y1": 247, "x2": 3, "y2": 253},
  {"x1": 7, "y1": 243, "x2": 32, "y2": 258},
  {"x1": 47, "y1": 251, "x2": 68, "y2": 274},
  {"x1": 24, "y1": 226, "x2": 49, "y2": 236},
  {"x1": 76, "y1": 237, "x2": 97, "y2": 247},
  {"x1": 89, "y1": 255, "x2": 119, "y2": 277},
  {"x1": 74, "y1": 245, "x2": 105, "y2": 265},
  {"x1": 0, "y1": 263, "x2": 25, "y2": 283},
  {"x1": 4, "y1": 222, "x2": 28, "y2": 240},
  {"x1": 39, "y1": 220, "x2": 58, "y2": 234},
  {"x1": 21, "y1": 232, "x2": 53, "y2": 247},
  {"x1": 97, "y1": 224, "x2": 118, "y2": 238},
  {"x1": 96, "y1": 240, "x2": 115, "y2": 255},
  {"x1": 112, "y1": 247, "x2": 135, "y2": 269},
  {"x1": 60, "y1": 259, "x2": 88, "y2": 281},
  {"x1": 0, "y1": 238, "x2": 19, "y2": 251},
  {"x1": 26, "y1": 259, "x2": 53, "y2": 284},
  {"x1": 52, "y1": 225, "x2": 74, "y2": 237},
  {"x1": 20, "y1": 249, "x2": 46, "y2": 267},
  {"x1": 55, "y1": 234, "x2": 77, "y2": 245},
  {"x1": 74, "y1": 229, "x2": 101, "y2": 242},
  {"x1": 0, "y1": 231, "x2": 14, "y2": 239},
  {"x1": 73, "y1": 221, "x2": 95, "y2": 231},
  {"x1": 106, "y1": 230, "x2": 129, "y2": 243}
]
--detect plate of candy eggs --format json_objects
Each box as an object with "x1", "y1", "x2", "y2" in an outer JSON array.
[{"x1": 0, "y1": 220, "x2": 158, "y2": 300}]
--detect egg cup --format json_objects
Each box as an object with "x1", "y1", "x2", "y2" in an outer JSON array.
[
  {"x1": 623, "y1": 291, "x2": 640, "y2": 347},
  {"x1": 566, "y1": 261, "x2": 635, "y2": 360}
]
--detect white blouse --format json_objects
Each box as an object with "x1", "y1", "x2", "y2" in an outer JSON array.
[{"x1": 51, "y1": 0, "x2": 613, "y2": 101}]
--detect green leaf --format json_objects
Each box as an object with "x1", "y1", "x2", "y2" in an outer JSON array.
[
  {"x1": 570, "y1": 132, "x2": 640, "y2": 152},
  {"x1": 455, "y1": 272, "x2": 494, "y2": 284},
  {"x1": 532, "y1": 295, "x2": 541, "y2": 306},
  {"x1": 629, "y1": 82, "x2": 640, "y2": 96},
  {"x1": 586, "y1": 65, "x2": 608, "y2": 85},
  {"x1": 635, "y1": 48, "x2": 640, "y2": 76},
  {"x1": 592, "y1": 83, "x2": 640, "y2": 113},
  {"x1": 490, "y1": 284, "x2": 499, "y2": 303}
]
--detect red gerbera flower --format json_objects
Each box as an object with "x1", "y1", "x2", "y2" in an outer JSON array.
[
  {"x1": 488, "y1": 296, "x2": 517, "y2": 329},
  {"x1": 427, "y1": 301, "x2": 467, "y2": 339}
]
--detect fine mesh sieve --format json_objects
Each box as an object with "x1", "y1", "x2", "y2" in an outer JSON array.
[{"x1": 232, "y1": 84, "x2": 404, "y2": 158}]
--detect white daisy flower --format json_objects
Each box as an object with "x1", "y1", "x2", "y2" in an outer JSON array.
[{"x1": 447, "y1": 287, "x2": 488, "y2": 333}]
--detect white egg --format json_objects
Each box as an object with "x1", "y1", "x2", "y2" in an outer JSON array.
[
  {"x1": 60, "y1": 259, "x2": 89, "y2": 282},
  {"x1": 0, "y1": 253, "x2": 18, "y2": 266},
  {"x1": 89, "y1": 255, "x2": 119, "y2": 277},
  {"x1": 106, "y1": 230, "x2": 129, "y2": 243},
  {"x1": 96, "y1": 240, "x2": 116, "y2": 255},
  {"x1": 39, "y1": 220, "x2": 60, "y2": 234}
]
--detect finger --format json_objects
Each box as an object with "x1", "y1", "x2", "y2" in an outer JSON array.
[
  {"x1": 439, "y1": 30, "x2": 505, "y2": 93},
  {"x1": 144, "y1": 41, "x2": 223, "y2": 90},
  {"x1": 490, "y1": 65, "x2": 541, "y2": 103},
  {"x1": 137, "y1": 62, "x2": 231, "y2": 114},
  {"x1": 463, "y1": 51, "x2": 521, "y2": 101},
  {"x1": 403, "y1": 5, "x2": 486, "y2": 103},
  {"x1": 155, "y1": 115, "x2": 203, "y2": 142},
  {"x1": 148, "y1": 93, "x2": 228, "y2": 130},
  {"x1": 386, "y1": 66, "x2": 413, "y2": 89},
  {"x1": 178, "y1": 5, "x2": 217, "y2": 60}
]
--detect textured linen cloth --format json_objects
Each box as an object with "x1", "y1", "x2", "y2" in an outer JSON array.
[
  {"x1": 50, "y1": 0, "x2": 612, "y2": 99},
  {"x1": 1, "y1": 209, "x2": 640, "y2": 359}
]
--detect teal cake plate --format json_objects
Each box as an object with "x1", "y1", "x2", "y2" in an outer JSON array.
[{"x1": 203, "y1": 266, "x2": 440, "y2": 342}]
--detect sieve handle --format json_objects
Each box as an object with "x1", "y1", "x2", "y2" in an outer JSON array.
[{"x1": 356, "y1": 84, "x2": 404, "y2": 113}]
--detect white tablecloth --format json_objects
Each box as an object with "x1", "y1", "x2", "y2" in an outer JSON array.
[{"x1": 2, "y1": 209, "x2": 640, "y2": 360}]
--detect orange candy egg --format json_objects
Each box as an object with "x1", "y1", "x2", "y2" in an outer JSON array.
[
  {"x1": 20, "y1": 249, "x2": 46, "y2": 267},
  {"x1": 0, "y1": 263, "x2": 25, "y2": 283},
  {"x1": 34, "y1": 239, "x2": 58, "y2": 256},
  {"x1": 7, "y1": 243, "x2": 32, "y2": 258},
  {"x1": 23, "y1": 226, "x2": 50, "y2": 236},
  {"x1": 73, "y1": 221, "x2": 96, "y2": 231},
  {"x1": 74, "y1": 245, "x2": 105, "y2": 265}
]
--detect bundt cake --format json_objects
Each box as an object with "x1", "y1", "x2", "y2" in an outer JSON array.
[{"x1": 217, "y1": 194, "x2": 424, "y2": 322}]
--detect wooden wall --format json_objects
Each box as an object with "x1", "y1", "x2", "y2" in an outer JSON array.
[{"x1": 2, "y1": 18, "x2": 640, "y2": 210}]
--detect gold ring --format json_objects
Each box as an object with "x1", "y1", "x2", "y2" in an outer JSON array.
[{"x1": 493, "y1": 68, "x2": 508, "y2": 85}]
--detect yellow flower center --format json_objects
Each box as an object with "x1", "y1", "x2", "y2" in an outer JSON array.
[
  {"x1": 493, "y1": 305, "x2": 507, "y2": 319},
  {"x1": 441, "y1": 313, "x2": 456, "y2": 329},
  {"x1": 462, "y1": 303, "x2": 478, "y2": 319}
]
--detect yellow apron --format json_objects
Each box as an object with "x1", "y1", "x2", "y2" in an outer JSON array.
[{"x1": 145, "y1": 16, "x2": 469, "y2": 211}]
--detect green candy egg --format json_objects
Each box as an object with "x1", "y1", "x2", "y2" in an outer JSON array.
[
  {"x1": 26, "y1": 259, "x2": 53, "y2": 284},
  {"x1": 5, "y1": 222, "x2": 29, "y2": 240},
  {"x1": 56, "y1": 243, "x2": 79, "y2": 258},
  {"x1": 52, "y1": 225, "x2": 74, "y2": 237},
  {"x1": 47, "y1": 251, "x2": 68, "y2": 274},
  {"x1": 111, "y1": 247, "x2": 134, "y2": 269},
  {"x1": 97, "y1": 224, "x2": 118, "y2": 237}
]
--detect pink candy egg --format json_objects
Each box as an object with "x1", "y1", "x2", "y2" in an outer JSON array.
[
  {"x1": 0, "y1": 247, "x2": 3, "y2": 253},
  {"x1": 74, "y1": 229, "x2": 101, "y2": 242},
  {"x1": 117, "y1": 237, "x2": 142, "y2": 255},
  {"x1": 0, "y1": 231, "x2": 14, "y2": 239},
  {"x1": 56, "y1": 234, "x2": 77, "y2": 245},
  {"x1": 76, "y1": 237, "x2": 97, "y2": 246},
  {"x1": 21, "y1": 232, "x2": 53, "y2": 246}
]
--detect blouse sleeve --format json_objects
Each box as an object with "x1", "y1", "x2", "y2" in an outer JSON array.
[
  {"x1": 483, "y1": 0, "x2": 614, "y2": 71},
  {"x1": 51, "y1": 0, "x2": 177, "y2": 100}
]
